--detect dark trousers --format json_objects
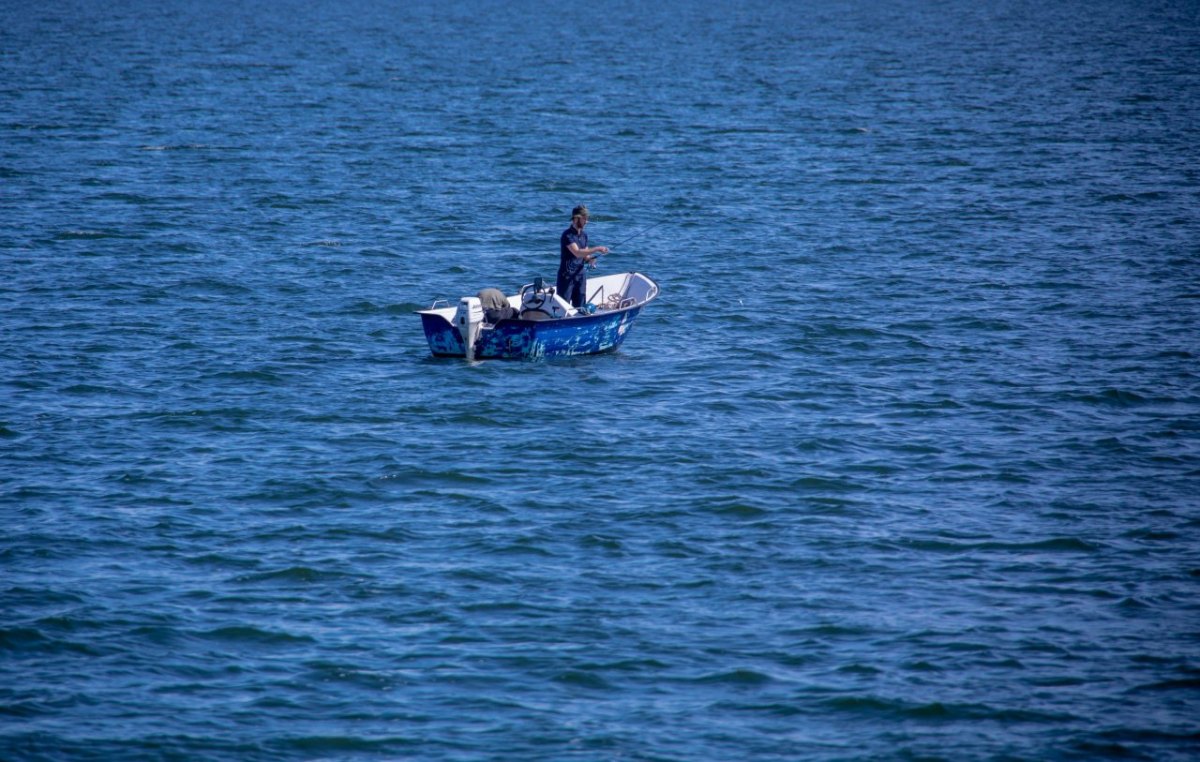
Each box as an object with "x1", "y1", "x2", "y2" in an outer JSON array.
[{"x1": 556, "y1": 273, "x2": 586, "y2": 309}]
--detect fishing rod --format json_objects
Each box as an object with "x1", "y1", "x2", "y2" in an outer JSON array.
[
  {"x1": 587, "y1": 220, "x2": 663, "y2": 270},
  {"x1": 607, "y1": 220, "x2": 664, "y2": 249}
]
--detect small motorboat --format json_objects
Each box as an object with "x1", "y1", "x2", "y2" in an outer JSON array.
[{"x1": 416, "y1": 271, "x2": 659, "y2": 360}]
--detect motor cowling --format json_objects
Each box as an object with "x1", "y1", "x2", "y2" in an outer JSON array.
[{"x1": 454, "y1": 297, "x2": 484, "y2": 361}]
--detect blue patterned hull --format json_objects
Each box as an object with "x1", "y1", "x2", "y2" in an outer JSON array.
[{"x1": 420, "y1": 305, "x2": 646, "y2": 360}]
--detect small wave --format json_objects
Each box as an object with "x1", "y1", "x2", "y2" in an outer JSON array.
[
  {"x1": 946, "y1": 316, "x2": 1017, "y2": 331},
  {"x1": 898, "y1": 537, "x2": 1099, "y2": 554},
  {"x1": 303, "y1": 661, "x2": 394, "y2": 689},
  {"x1": 838, "y1": 663, "x2": 882, "y2": 675},
  {"x1": 791, "y1": 475, "x2": 865, "y2": 492},
  {"x1": 553, "y1": 670, "x2": 613, "y2": 689},
  {"x1": 717, "y1": 700, "x2": 804, "y2": 716},
  {"x1": 575, "y1": 658, "x2": 669, "y2": 672},
  {"x1": 139, "y1": 143, "x2": 216, "y2": 151},
  {"x1": 343, "y1": 299, "x2": 384, "y2": 314},
  {"x1": 252, "y1": 194, "x2": 304, "y2": 209},
  {"x1": 0, "y1": 627, "x2": 50, "y2": 651},
  {"x1": 200, "y1": 61, "x2": 295, "y2": 71},
  {"x1": 233, "y1": 566, "x2": 349, "y2": 584},
  {"x1": 277, "y1": 736, "x2": 415, "y2": 753},
  {"x1": 704, "y1": 499, "x2": 769, "y2": 517},
  {"x1": 784, "y1": 623, "x2": 877, "y2": 639},
  {"x1": 1074, "y1": 388, "x2": 1153, "y2": 407},
  {"x1": 206, "y1": 369, "x2": 285, "y2": 384},
  {"x1": 91, "y1": 191, "x2": 156, "y2": 204},
  {"x1": 1096, "y1": 191, "x2": 1169, "y2": 204},
  {"x1": 0, "y1": 627, "x2": 100, "y2": 656},
  {"x1": 60, "y1": 383, "x2": 127, "y2": 395},
  {"x1": 1093, "y1": 727, "x2": 1200, "y2": 744},
  {"x1": 129, "y1": 625, "x2": 183, "y2": 645},
  {"x1": 374, "y1": 468, "x2": 491, "y2": 486},
  {"x1": 488, "y1": 542, "x2": 555, "y2": 557},
  {"x1": 822, "y1": 695, "x2": 1075, "y2": 723},
  {"x1": 1130, "y1": 677, "x2": 1200, "y2": 692},
  {"x1": 579, "y1": 533, "x2": 623, "y2": 551},
  {"x1": 168, "y1": 277, "x2": 252, "y2": 295},
  {"x1": 690, "y1": 669, "x2": 773, "y2": 685},
  {"x1": 1118, "y1": 596, "x2": 1151, "y2": 609},
  {"x1": 53, "y1": 229, "x2": 121, "y2": 240},
  {"x1": 199, "y1": 626, "x2": 315, "y2": 645}
]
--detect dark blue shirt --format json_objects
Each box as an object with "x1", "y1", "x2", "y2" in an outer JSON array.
[{"x1": 558, "y1": 225, "x2": 588, "y2": 282}]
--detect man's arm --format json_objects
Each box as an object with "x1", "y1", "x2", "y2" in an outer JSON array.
[{"x1": 567, "y1": 241, "x2": 609, "y2": 264}]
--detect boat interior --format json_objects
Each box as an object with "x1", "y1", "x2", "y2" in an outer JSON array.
[{"x1": 419, "y1": 272, "x2": 658, "y2": 323}]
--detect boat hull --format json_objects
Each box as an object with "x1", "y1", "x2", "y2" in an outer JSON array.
[{"x1": 420, "y1": 305, "x2": 645, "y2": 359}]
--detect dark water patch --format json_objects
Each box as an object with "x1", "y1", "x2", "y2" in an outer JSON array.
[
  {"x1": 49, "y1": 228, "x2": 128, "y2": 240},
  {"x1": 57, "y1": 383, "x2": 131, "y2": 396},
  {"x1": 688, "y1": 668, "x2": 773, "y2": 686},
  {"x1": 1071, "y1": 388, "x2": 1158, "y2": 407},
  {"x1": 1069, "y1": 739, "x2": 1151, "y2": 759},
  {"x1": 790, "y1": 475, "x2": 866, "y2": 493},
  {"x1": 167, "y1": 277, "x2": 253, "y2": 297},
  {"x1": 716, "y1": 700, "x2": 805, "y2": 717},
  {"x1": 895, "y1": 537, "x2": 1099, "y2": 554},
  {"x1": 553, "y1": 669, "x2": 614, "y2": 690},
  {"x1": 1087, "y1": 728, "x2": 1200, "y2": 758},
  {"x1": 373, "y1": 468, "x2": 493, "y2": 488},
  {"x1": 272, "y1": 735, "x2": 419, "y2": 754},
  {"x1": 0, "y1": 735, "x2": 269, "y2": 762},
  {"x1": 342, "y1": 299, "x2": 387, "y2": 314},
  {"x1": 302, "y1": 660, "x2": 396, "y2": 690},
  {"x1": 232, "y1": 566, "x2": 355, "y2": 585},
  {"x1": 1131, "y1": 677, "x2": 1200, "y2": 692},
  {"x1": 701, "y1": 498, "x2": 770, "y2": 518},
  {"x1": 89, "y1": 191, "x2": 158, "y2": 205},
  {"x1": 838, "y1": 663, "x2": 882, "y2": 675},
  {"x1": 579, "y1": 533, "x2": 623, "y2": 552},
  {"x1": 0, "y1": 628, "x2": 103, "y2": 657},
  {"x1": 197, "y1": 626, "x2": 316, "y2": 646},
  {"x1": 821, "y1": 695, "x2": 1076, "y2": 724},
  {"x1": 480, "y1": 541, "x2": 556, "y2": 558},
  {"x1": 204, "y1": 368, "x2": 287, "y2": 384}
]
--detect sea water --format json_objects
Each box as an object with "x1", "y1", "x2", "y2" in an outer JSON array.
[{"x1": 3, "y1": 0, "x2": 1199, "y2": 759}]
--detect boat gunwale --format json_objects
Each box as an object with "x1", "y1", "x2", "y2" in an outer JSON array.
[{"x1": 414, "y1": 271, "x2": 660, "y2": 322}]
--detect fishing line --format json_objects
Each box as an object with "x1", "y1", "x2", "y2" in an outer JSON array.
[
  {"x1": 607, "y1": 220, "x2": 665, "y2": 249},
  {"x1": 580, "y1": 219, "x2": 663, "y2": 271}
]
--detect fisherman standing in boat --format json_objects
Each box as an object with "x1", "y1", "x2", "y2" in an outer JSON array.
[{"x1": 557, "y1": 205, "x2": 608, "y2": 309}]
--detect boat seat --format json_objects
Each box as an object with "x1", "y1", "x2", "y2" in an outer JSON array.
[{"x1": 519, "y1": 284, "x2": 569, "y2": 321}]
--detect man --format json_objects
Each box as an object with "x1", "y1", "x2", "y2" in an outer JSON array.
[{"x1": 557, "y1": 205, "x2": 608, "y2": 309}]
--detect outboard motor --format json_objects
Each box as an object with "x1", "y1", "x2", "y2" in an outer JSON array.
[{"x1": 454, "y1": 296, "x2": 484, "y2": 361}]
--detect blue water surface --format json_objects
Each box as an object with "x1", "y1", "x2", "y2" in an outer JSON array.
[{"x1": 3, "y1": 0, "x2": 1200, "y2": 759}]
